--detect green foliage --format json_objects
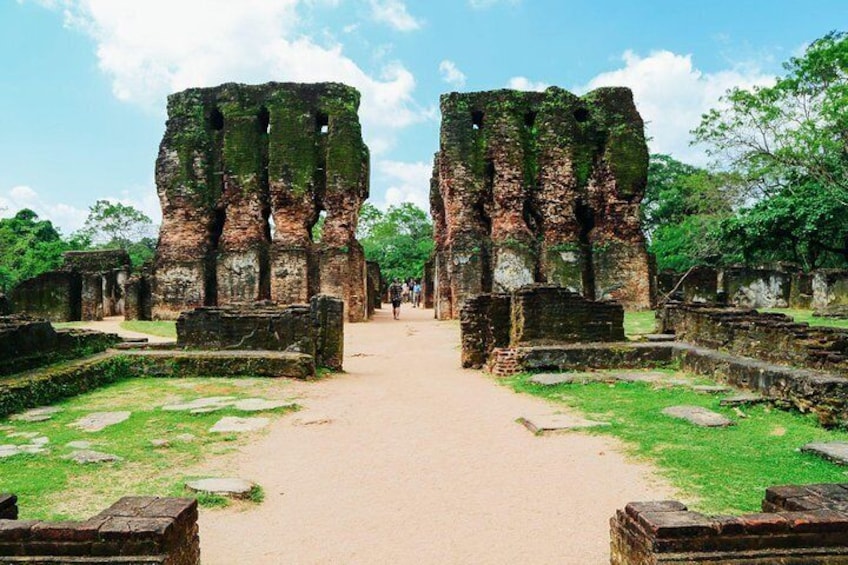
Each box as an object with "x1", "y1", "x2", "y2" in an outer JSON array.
[
  {"x1": 75, "y1": 201, "x2": 156, "y2": 272},
  {"x1": 0, "y1": 209, "x2": 76, "y2": 292},
  {"x1": 357, "y1": 202, "x2": 434, "y2": 282},
  {"x1": 507, "y1": 372, "x2": 848, "y2": 514}
]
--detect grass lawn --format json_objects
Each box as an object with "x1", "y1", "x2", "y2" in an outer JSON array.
[
  {"x1": 0, "y1": 376, "x2": 297, "y2": 520},
  {"x1": 624, "y1": 310, "x2": 657, "y2": 338},
  {"x1": 120, "y1": 320, "x2": 177, "y2": 338},
  {"x1": 506, "y1": 370, "x2": 848, "y2": 515},
  {"x1": 760, "y1": 308, "x2": 848, "y2": 330}
]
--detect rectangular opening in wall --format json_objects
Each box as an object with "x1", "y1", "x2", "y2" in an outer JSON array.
[{"x1": 316, "y1": 111, "x2": 329, "y2": 135}]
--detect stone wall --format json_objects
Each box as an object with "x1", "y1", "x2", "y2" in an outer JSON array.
[
  {"x1": 611, "y1": 483, "x2": 848, "y2": 564},
  {"x1": 460, "y1": 285, "x2": 624, "y2": 368},
  {"x1": 0, "y1": 496, "x2": 199, "y2": 564},
  {"x1": 722, "y1": 266, "x2": 791, "y2": 308},
  {"x1": 813, "y1": 270, "x2": 848, "y2": 309},
  {"x1": 152, "y1": 82, "x2": 370, "y2": 322},
  {"x1": 430, "y1": 87, "x2": 654, "y2": 320},
  {"x1": 0, "y1": 494, "x2": 16, "y2": 520},
  {"x1": 366, "y1": 261, "x2": 381, "y2": 315},
  {"x1": 124, "y1": 274, "x2": 152, "y2": 321},
  {"x1": 661, "y1": 303, "x2": 848, "y2": 377},
  {"x1": 0, "y1": 315, "x2": 120, "y2": 377},
  {"x1": 9, "y1": 272, "x2": 81, "y2": 322},
  {"x1": 176, "y1": 295, "x2": 343, "y2": 370}
]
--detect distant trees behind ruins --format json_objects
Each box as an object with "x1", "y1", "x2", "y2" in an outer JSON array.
[
  {"x1": 0, "y1": 201, "x2": 155, "y2": 292},
  {"x1": 647, "y1": 31, "x2": 848, "y2": 273}
]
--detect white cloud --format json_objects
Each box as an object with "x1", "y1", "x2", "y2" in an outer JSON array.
[
  {"x1": 0, "y1": 183, "x2": 161, "y2": 236},
  {"x1": 468, "y1": 0, "x2": 520, "y2": 8},
  {"x1": 579, "y1": 50, "x2": 773, "y2": 165},
  {"x1": 33, "y1": 0, "x2": 428, "y2": 156},
  {"x1": 376, "y1": 160, "x2": 431, "y2": 211},
  {"x1": 507, "y1": 76, "x2": 548, "y2": 92},
  {"x1": 368, "y1": 0, "x2": 422, "y2": 31},
  {"x1": 439, "y1": 60, "x2": 466, "y2": 88}
]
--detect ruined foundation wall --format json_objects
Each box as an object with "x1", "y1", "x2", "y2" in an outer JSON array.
[
  {"x1": 0, "y1": 496, "x2": 199, "y2": 564},
  {"x1": 431, "y1": 87, "x2": 653, "y2": 319},
  {"x1": 612, "y1": 484, "x2": 848, "y2": 564},
  {"x1": 9, "y1": 272, "x2": 81, "y2": 322},
  {"x1": 460, "y1": 285, "x2": 625, "y2": 368},
  {"x1": 153, "y1": 82, "x2": 369, "y2": 321},
  {"x1": 661, "y1": 303, "x2": 848, "y2": 377},
  {"x1": 176, "y1": 295, "x2": 344, "y2": 370}
]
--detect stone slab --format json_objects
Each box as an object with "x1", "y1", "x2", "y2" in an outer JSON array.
[
  {"x1": 66, "y1": 441, "x2": 94, "y2": 449},
  {"x1": 662, "y1": 405, "x2": 734, "y2": 427},
  {"x1": 162, "y1": 397, "x2": 235, "y2": 412},
  {"x1": 69, "y1": 411, "x2": 131, "y2": 432},
  {"x1": 232, "y1": 399, "x2": 295, "y2": 412},
  {"x1": 185, "y1": 478, "x2": 255, "y2": 499},
  {"x1": 692, "y1": 385, "x2": 732, "y2": 394},
  {"x1": 646, "y1": 334, "x2": 676, "y2": 342},
  {"x1": 529, "y1": 373, "x2": 610, "y2": 385},
  {"x1": 517, "y1": 414, "x2": 610, "y2": 435},
  {"x1": 64, "y1": 450, "x2": 122, "y2": 464},
  {"x1": 720, "y1": 393, "x2": 767, "y2": 406},
  {"x1": 210, "y1": 417, "x2": 270, "y2": 434},
  {"x1": 801, "y1": 442, "x2": 848, "y2": 465},
  {"x1": 10, "y1": 406, "x2": 62, "y2": 422}
]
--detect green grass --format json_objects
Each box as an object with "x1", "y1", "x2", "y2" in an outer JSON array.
[
  {"x1": 506, "y1": 371, "x2": 848, "y2": 515},
  {"x1": 0, "y1": 376, "x2": 297, "y2": 520},
  {"x1": 120, "y1": 320, "x2": 177, "y2": 338},
  {"x1": 624, "y1": 310, "x2": 657, "y2": 338},
  {"x1": 760, "y1": 308, "x2": 848, "y2": 330},
  {"x1": 52, "y1": 322, "x2": 87, "y2": 329}
]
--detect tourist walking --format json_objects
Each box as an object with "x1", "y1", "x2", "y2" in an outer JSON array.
[
  {"x1": 389, "y1": 278, "x2": 403, "y2": 320},
  {"x1": 413, "y1": 280, "x2": 422, "y2": 308}
]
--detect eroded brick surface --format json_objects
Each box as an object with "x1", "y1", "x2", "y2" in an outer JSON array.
[
  {"x1": 430, "y1": 88, "x2": 653, "y2": 319},
  {"x1": 152, "y1": 82, "x2": 370, "y2": 322}
]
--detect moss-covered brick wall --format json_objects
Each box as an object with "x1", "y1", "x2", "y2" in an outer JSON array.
[
  {"x1": 431, "y1": 87, "x2": 654, "y2": 319},
  {"x1": 153, "y1": 82, "x2": 370, "y2": 322}
]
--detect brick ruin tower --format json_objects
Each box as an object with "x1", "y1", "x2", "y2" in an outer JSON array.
[
  {"x1": 151, "y1": 82, "x2": 370, "y2": 321},
  {"x1": 430, "y1": 87, "x2": 654, "y2": 319}
]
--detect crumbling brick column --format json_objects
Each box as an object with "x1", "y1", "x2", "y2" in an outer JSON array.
[
  {"x1": 431, "y1": 87, "x2": 654, "y2": 319},
  {"x1": 152, "y1": 82, "x2": 370, "y2": 321}
]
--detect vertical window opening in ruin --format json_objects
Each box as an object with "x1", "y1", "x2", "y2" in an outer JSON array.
[
  {"x1": 258, "y1": 106, "x2": 270, "y2": 134},
  {"x1": 205, "y1": 207, "x2": 227, "y2": 306},
  {"x1": 575, "y1": 201, "x2": 596, "y2": 300},
  {"x1": 472, "y1": 110, "x2": 484, "y2": 130},
  {"x1": 524, "y1": 111, "x2": 537, "y2": 128},
  {"x1": 316, "y1": 112, "x2": 329, "y2": 135},
  {"x1": 573, "y1": 108, "x2": 590, "y2": 123},
  {"x1": 478, "y1": 158, "x2": 495, "y2": 293},
  {"x1": 310, "y1": 209, "x2": 327, "y2": 243},
  {"x1": 267, "y1": 214, "x2": 276, "y2": 239},
  {"x1": 258, "y1": 206, "x2": 272, "y2": 301},
  {"x1": 210, "y1": 107, "x2": 224, "y2": 131}
]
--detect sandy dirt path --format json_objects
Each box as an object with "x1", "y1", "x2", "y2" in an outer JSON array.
[
  {"x1": 197, "y1": 305, "x2": 674, "y2": 564},
  {"x1": 71, "y1": 316, "x2": 175, "y2": 344}
]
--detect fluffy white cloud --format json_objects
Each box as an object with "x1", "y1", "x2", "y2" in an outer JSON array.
[
  {"x1": 0, "y1": 183, "x2": 161, "y2": 235},
  {"x1": 439, "y1": 60, "x2": 466, "y2": 88},
  {"x1": 34, "y1": 0, "x2": 428, "y2": 155},
  {"x1": 368, "y1": 0, "x2": 422, "y2": 31},
  {"x1": 579, "y1": 50, "x2": 773, "y2": 165},
  {"x1": 376, "y1": 160, "x2": 431, "y2": 211},
  {"x1": 506, "y1": 76, "x2": 548, "y2": 92}
]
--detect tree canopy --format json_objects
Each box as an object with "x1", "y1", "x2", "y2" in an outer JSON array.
[{"x1": 357, "y1": 202, "x2": 433, "y2": 283}]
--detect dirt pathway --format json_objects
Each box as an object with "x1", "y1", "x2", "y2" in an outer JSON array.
[
  {"x1": 71, "y1": 316, "x2": 174, "y2": 344},
  {"x1": 197, "y1": 306, "x2": 674, "y2": 564}
]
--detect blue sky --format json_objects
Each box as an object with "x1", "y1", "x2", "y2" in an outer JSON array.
[{"x1": 0, "y1": 0, "x2": 844, "y2": 234}]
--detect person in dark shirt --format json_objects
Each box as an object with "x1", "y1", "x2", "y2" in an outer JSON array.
[{"x1": 388, "y1": 278, "x2": 403, "y2": 320}]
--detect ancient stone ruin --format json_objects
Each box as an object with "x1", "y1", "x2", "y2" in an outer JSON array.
[
  {"x1": 10, "y1": 250, "x2": 130, "y2": 322},
  {"x1": 152, "y1": 82, "x2": 370, "y2": 322},
  {"x1": 612, "y1": 483, "x2": 848, "y2": 564},
  {"x1": 0, "y1": 494, "x2": 200, "y2": 564},
  {"x1": 430, "y1": 87, "x2": 654, "y2": 320},
  {"x1": 460, "y1": 284, "x2": 625, "y2": 369}
]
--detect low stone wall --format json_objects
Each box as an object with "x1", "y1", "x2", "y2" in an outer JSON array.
[
  {"x1": 814, "y1": 270, "x2": 848, "y2": 309},
  {"x1": 661, "y1": 303, "x2": 848, "y2": 377},
  {"x1": 176, "y1": 295, "x2": 343, "y2": 371},
  {"x1": 0, "y1": 316, "x2": 120, "y2": 377},
  {"x1": 9, "y1": 272, "x2": 81, "y2": 322},
  {"x1": 723, "y1": 266, "x2": 791, "y2": 308},
  {"x1": 460, "y1": 285, "x2": 624, "y2": 369},
  {"x1": 0, "y1": 495, "x2": 199, "y2": 564},
  {"x1": 0, "y1": 495, "x2": 16, "y2": 520},
  {"x1": 611, "y1": 483, "x2": 848, "y2": 564}
]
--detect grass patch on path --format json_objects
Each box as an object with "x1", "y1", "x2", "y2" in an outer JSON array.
[
  {"x1": 0, "y1": 376, "x2": 297, "y2": 520},
  {"x1": 120, "y1": 320, "x2": 177, "y2": 338},
  {"x1": 624, "y1": 310, "x2": 657, "y2": 338},
  {"x1": 507, "y1": 371, "x2": 848, "y2": 515},
  {"x1": 761, "y1": 308, "x2": 848, "y2": 330}
]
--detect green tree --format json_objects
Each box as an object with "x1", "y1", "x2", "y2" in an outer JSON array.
[
  {"x1": 358, "y1": 202, "x2": 433, "y2": 283},
  {"x1": 0, "y1": 209, "x2": 73, "y2": 291},
  {"x1": 694, "y1": 31, "x2": 848, "y2": 201},
  {"x1": 76, "y1": 200, "x2": 156, "y2": 269}
]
